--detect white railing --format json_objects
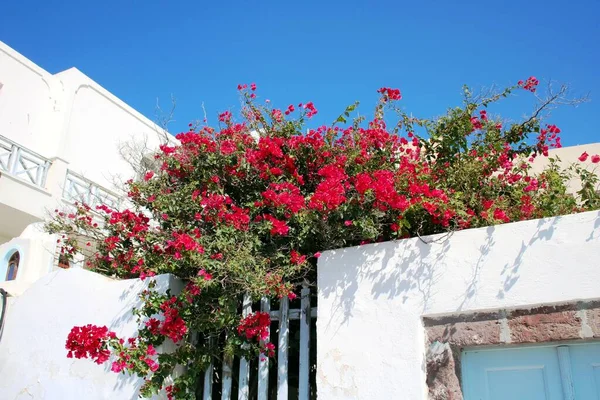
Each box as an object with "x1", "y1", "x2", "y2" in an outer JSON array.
[
  {"x1": 201, "y1": 285, "x2": 316, "y2": 399},
  {"x1": 0, "y1": 135, "x2": 51, "y2": 187},
  {"x1": 63, "y1": 171, "x2": 121, "y2": 210}
]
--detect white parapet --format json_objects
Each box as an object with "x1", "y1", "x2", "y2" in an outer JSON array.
[
  {"x1": 317, "y1": 210, "x2": 600, "y2": 400},
  {"x1": 0, "y1": 268, "x2": 181, "y2": 399}
]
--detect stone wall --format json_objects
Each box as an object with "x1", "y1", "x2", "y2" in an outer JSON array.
[{"x1": 424, "y1": 300, "x2": 600, "y2": 399}]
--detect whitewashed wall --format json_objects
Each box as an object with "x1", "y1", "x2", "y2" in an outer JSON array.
[
  {"x1": 317, "y1": 210, "x2": 600, "y2": 399},
  {"x1": 0, "y1": 269, "x2": 181, "y2": 399},
  {"x1": 0, "y1": 42, "x2": 63, "y2": 155},
  {"x1": 54, "y1": 67, "x2": 171, "y2": 190}
]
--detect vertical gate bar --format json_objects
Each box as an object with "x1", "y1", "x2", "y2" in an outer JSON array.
[
  {"x1": 299, "y1": 285, "x2": 311, "y2": 400},
  {"x1": 238, "y1": 293, "x2": 252, "y2": 400},
  {"x1": 557, "y1": 346, "x2": 575, "y2": 400},
  {"x1": 277, "y1": 296, "x2": 289, "y2": 399},
  {"x1": 202, "y1": 359, "x2": 214, "y2": 400},
  {"x1": 258, "y1": 297, "x2": 270, "y2": 400},
  {"x1": 203, "y1": 336, "x2": 214, "y2": 400},
  {"x1": 221, "y1": 352, "x2": 233, "y2": 400}
]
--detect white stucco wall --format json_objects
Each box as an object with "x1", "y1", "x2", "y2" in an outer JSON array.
[
  {"x1": 0, "y1": 42, "x2": 63, "y2": 155},
  {"x1": 0, "y1": 269, "x2": 181, "y2": 399},
  {"x1": 54, "y1": 67, "x2": 172, "y2": 190},
  {"x1": 317, "y1": 210, "x2": 600, "y2": 399}
]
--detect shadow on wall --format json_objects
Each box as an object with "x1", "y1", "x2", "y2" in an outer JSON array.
[
  {"x1": 318, "y1": 230, "x2": 453, "y2": 329},
  {"x1": 107, "y1": 280, "x2": 146, "y2": 398},
  {"x1": 495, "y1": 217, "x2": 561, "y2": 301},
  {"x1": 318, "y1": 212, "x2": 589, "y2": 326},
  {"x1": 107, "y1": 275, "x2": 183, "y2": 399}
]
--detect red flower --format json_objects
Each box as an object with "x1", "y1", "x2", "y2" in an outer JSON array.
[
  {"x1": 145, "y1": 318, "x2": 160, "y2": 335},
  {"x1": 219, "y1": 111, "x2": 232, "y2": 123},
  {"x1": 290, "y1": 250, "x2": 306, "y2": 265},
  {"x1": 146, "y1": 344, "x2": 157, "y2": 356},
  {"x1": 197, "y1": 269, "x2": 213, "y2": 280},
  {"x1": 377, "y1": 87, "x2": 402, "y2": 101},
  {"x1": 493, "y1": 208, "x2": 510, "y2": 223},
  {"x1": 592, "y1": 154, "x2": 600, "y2": 164},
  {"x1": 166, "y1": 385, "x2": 177, "y2": 400},
  {"x1": 264, "y1": 215, "x2": 289, "y2": 236},
  {"x1": 303, "y1": 101, "x2": 318, "y2": 118},
  {"x1": 144, "y1": 171, "x2": 155, "y2": 181},
  {"x1": 111, "y1": 360, "x2": 127, "y2": 373},
  {"x1": 579, "y1": 152, "x2": 589, "y2": 162},
  {"x1": 220, "y1": 140, "x2": 236, "y2": 155},
  {"x1": 470, "y1": 116, "x2": 482, "y2": 131},
  {"x1": 65, "y1": 325, "x2": 114, "y2": 365},
  {"x1": 144, "y1": 357, "x2": 159, "y2": 372},
  {"x1": 518, "y1": 76, "x2": 539, "y2": 92},
  {"x1": 261, "y1": 183, "x2": 305, "y2": 213},
  {"x1": 158, "y1": 298, "x2": 188, "y2": 343},
  {"x1": 237, "y1": 311, "x2": 271, "y2": 343}
]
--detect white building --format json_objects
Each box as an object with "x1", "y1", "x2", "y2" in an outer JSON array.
[{"x1": 0, "y1": 41, "x2": 175, "y2": 295}]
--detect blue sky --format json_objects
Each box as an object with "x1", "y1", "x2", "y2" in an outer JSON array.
[{"x1": 2, "y1": 0, "x2": 598, "y2": 145}]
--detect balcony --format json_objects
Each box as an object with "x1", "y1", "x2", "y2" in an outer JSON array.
[
  {"x1": 0, "y1": 136, "x2": 54, "y2": 240},
  {"x1": 63, "y1": 170, "x2": 121, "y2": 210},
  {"x1": 0, "y1": 135, "x2": 123, "y2": 241},
  {"x1": 0, "y1": 135, "x2": 50, "y2": 188}
]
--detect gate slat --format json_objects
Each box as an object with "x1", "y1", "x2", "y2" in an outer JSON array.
[
  {"x1": 238, "y1": 293, "x2": 252, "y2": 400},
  {"x1": 258, "y1": 297, "x2": 270, "y2": 400},
  {"x1": 221, "y1": 353, "x2": 233, "y2": 400},
  {"x1": 277, "y1": 297, "x2": 289, "y2": 399},
  {"x1": 299, "y1": 285, "x2": 311, "y2": 399},
  {"x1": 202, "y1": 358, "x2": 213, "y2": 400}
]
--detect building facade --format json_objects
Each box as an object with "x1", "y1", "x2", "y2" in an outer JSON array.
[{"x1": 0, "y1": 41, "x2": 175, "y2": 295}]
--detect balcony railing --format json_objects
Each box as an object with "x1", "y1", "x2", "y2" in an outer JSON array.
[
  {"x1": 0, "y1": 135, "x2": 51, "y2": 188},
  {"x1": 63, "y1": 171, "x2": 121, "y2": 210}
]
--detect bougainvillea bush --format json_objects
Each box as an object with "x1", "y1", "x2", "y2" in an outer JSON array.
[{"x1": 47, "y1": 78, "x2": 600, "y2": 398}]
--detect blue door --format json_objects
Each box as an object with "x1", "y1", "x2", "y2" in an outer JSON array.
[{"x1": 462, "y1": 343, "x2": 600, "y2": 399}]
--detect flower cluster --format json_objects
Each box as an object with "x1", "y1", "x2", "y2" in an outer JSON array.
[
  {"x1": 237, "y1": 311, "x2": 271, "y2": 341},
  {"x1": 579, "y1": 152, "x2": 600, "y2": 163},
  {"x1": 518, "y1": 76, "x2": 539, "y2": 92},
  {"x1": 66, "y1": 324, "x2": 114, "y2": 364},
  {"x1": 158, "y1": 297, "x2": 188, "y2": 343},
  {"x1": 377, "y1": 87, "x2": 402, "y2": 101}
]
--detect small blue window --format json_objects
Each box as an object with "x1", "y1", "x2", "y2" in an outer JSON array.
[{"x1": 5, "y1": 251, "x2": 19, "y2": 281}]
